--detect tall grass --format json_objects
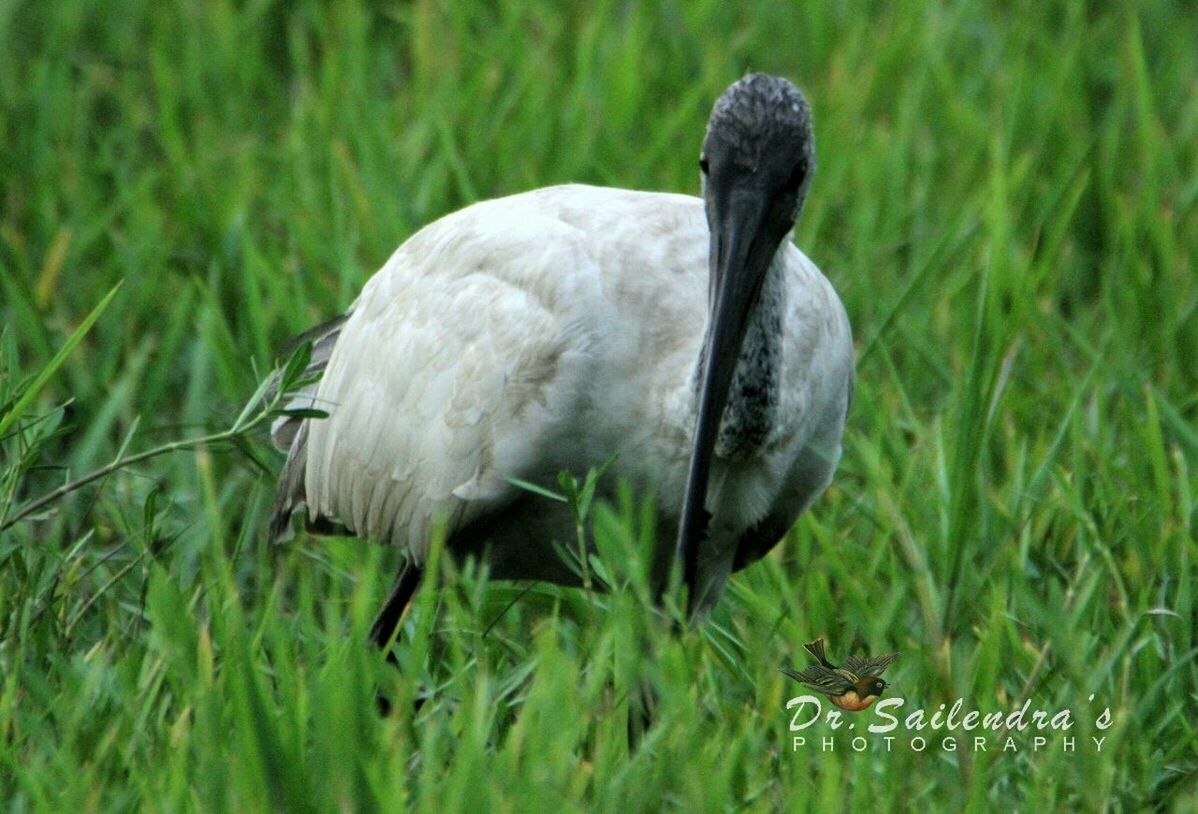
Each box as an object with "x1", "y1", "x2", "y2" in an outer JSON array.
[{"x1": 2, "y1": 0, "x2": 1196, "y2": 809}]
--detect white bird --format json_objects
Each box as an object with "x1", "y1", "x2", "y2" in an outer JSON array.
[{"x1": 269, "y1": 74, "x2": 854, "y2": 652}]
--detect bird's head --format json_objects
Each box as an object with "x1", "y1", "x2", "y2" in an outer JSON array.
[
  {"x1": 855, "y1": 676, "x2": 889, "y2": 699},
  {"x1": 675, "y1": 74, "x2": 817, "y2": 605},
  {"x1": 700, "y1": 72, "x2": 816, "y2": 263}
]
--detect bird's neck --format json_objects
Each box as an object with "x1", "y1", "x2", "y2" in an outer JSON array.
[{"x1": 709, "y1": 248, "x2": 786, "y2": 461}]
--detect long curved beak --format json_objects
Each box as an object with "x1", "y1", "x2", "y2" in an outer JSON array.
[{"x1": 675, "y1": 189, "x2": 777, "y2": 612}]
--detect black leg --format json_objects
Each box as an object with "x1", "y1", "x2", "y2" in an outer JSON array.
[
  {"x1": 627, "y1": 673, "x2": 658, "y2": 749},
  {"x1": 370, "y1": 560, "x2": 423, "y2": 652},
  {"x1": 370, "y1": 561, "x2": 422, "y2": 715},
  {"x1": 676, "y1": 498, "x2": 713, "y2": 618}
]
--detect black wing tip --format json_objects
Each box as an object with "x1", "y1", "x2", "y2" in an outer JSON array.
[
  {"x1": 267, "y1": 485, "x2": 300, "y2": 544},
  {"x1": 873, "y1": 651, "x2": 901, "y2": 674},
  {"x1": 277, "y1": 312, "x2": 350, "y2": 360},
  {"x1": 268, "y1": 422, "x2": 307, "y2": 545},
  {"x1": 843, "y1": 650, "x2": 901, "y2": 677},
  {"x1": 267, "y1": 510, "x2": 292, "y2": 544}
]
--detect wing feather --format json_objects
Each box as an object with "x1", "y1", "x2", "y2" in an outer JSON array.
[
  {"x1": 843, "y1": 652, "x2": 900, "y2": 677},
  {"x1": 295, "y1": 199, "x2": 599, "y2": 564},
  {"x1": 781, "y1": 665, "x2": 854, "y2": 695}
]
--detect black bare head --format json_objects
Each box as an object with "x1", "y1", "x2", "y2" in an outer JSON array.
[
  {"x1": 700, "y1": 73, "x2": 816, "y2": 239},
  {"x1": 865, "y1": 677, "x2": 888, "y2": 696},
  {"x1": 675, "y1": 74, "x2": 817, "y2": 612}
]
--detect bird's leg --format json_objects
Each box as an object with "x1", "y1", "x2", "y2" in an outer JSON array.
[
  {"x1": 676, "y1": 503, "x2": 714, "y2": 619},
  {"x1": 370, "y1": 560, "x2": 423, "y2": 651},
  {"x1": 685, "y1": 506, "x2": 714, "y2": 619},
  {"x1": 370, "y1": 560, "x2": 422, "y2": 714},
  {"x1": 666, "y1": 504, "x2": 712, "y2": 625},
  {"x1": 627, "y1": 672, "x2": 659, "y2": 749}
]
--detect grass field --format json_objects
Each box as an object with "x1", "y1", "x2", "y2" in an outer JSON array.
[{"x1": 3, "y1": 0, "x2": 1197, "y2": 810}]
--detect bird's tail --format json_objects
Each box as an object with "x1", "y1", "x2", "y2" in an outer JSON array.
[
  {"x1": 268, "y1": 313, "x2": 347, "y2": 452},
  {"x1": 269, "y1": 421, "x2": 309, "y2": 544},
  {"x1": 804, "y1": 638, "x2": 833, "y2": 668},
  {"x1": 267, "y1": 312, "x2": 350, "y2": 544}
]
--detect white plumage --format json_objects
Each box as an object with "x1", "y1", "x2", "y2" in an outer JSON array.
[{"x1": 271, "y1": 75, "x2": 853, "y2": 628}]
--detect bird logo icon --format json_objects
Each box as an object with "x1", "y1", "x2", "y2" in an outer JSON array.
[{"x1": 781, "y1": 638, "x2": 899, "y2": 712}]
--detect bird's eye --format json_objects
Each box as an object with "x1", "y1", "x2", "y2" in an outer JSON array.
[
  {"x1": 783, "y1": 159, "x2": 806, "y2": 193},
  {"x1": 699, "y1": 155, "x2": 710, "y2": 174}
]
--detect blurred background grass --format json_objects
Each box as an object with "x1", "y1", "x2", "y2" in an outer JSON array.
[{"x1": 2, "y1": 0, "x2": 1196, "y2": 809}]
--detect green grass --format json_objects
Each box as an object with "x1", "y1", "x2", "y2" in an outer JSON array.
[{"x1": 3, "y1": 0, "x2": 1197, "y2": 809}]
